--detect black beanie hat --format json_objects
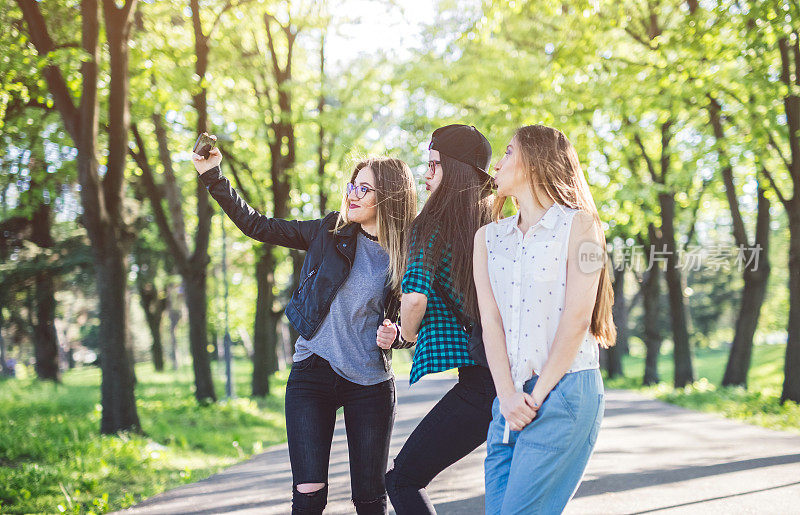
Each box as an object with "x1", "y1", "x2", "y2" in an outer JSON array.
[{"x1": 428, "y1": 124, "x2": 494, "y2": 187}]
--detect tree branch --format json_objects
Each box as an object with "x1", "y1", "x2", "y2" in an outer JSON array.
[
  {"x1": 15, "y1": 0, "x2": 80, "y2": 141},
  {"x1": 682, "y1": 175, "x2": 713, "y2": 252},
  {"x1": 208, "y1": 0, "x2": 233, "y2": 39},
  {"x1": 707, "y1": 94, "x2": 749, "y2": 247},
  {"x1": 624, "y1": 26, "x2": 657, "y2": 50},
  {"x1": 129, "y1": 122, "x2": 188, "y2": 271},
  {"x1": 761, "y1": 164, "x2": 790, "y2": 208},
  {"x1": 766, "y1": 128, "x2": 793, "y2": 176},
  {"x1": 263, "y1": 13, "x2": 284, "y2": 79},
  {"x1": 659, "y1": 119, "x2": 674, "y2": 183},
  {"x1": 218, "y1": 146, "x2": 260, "y2": 208},
  {"x1": 633, "y1": 132, "x2": 659, "y2": 183},
  {"x1": 152, "y1": 112, "x2": 190, "y2": 257}
]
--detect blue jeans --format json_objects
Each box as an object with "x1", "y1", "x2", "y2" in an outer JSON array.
[{"x1": 484, "y1": 368, "x2": 604, "y2": 514}]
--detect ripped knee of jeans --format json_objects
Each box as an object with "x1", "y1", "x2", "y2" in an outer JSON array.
[
  {"x1": 352, "y1": 494, "x2": 387, "y2": 514},
  {"x1": 296, "y1": 482, "x2": 326, "y2": 494},
  {"x1": 292, "y1": 482, "x2": 328, "y2": 512}
]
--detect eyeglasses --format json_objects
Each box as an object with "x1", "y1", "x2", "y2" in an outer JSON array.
[
  {"x1": 427, "y1": 160, "x2": 441, "y2": 176},
  {"x1": 347, "y1": 182, "x2": 376, "y2": 200}
]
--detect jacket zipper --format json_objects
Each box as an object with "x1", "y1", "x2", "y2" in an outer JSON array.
[{"x1": 298, "y1": 267, "x2": 317, "y2": 292}]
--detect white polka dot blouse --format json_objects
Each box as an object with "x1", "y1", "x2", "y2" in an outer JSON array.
[{"x1": 485, "y1": 203, "x2": 600, "y2": 390}]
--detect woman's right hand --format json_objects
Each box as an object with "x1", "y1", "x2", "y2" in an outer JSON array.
[
  {"x1": 499, "y1": 391, "x2": 539, "y2": 431},
  {"x1": 192, "y1": 147, "x2": 222, "y2": 175},
  {"x1": 376, "y1": 320, "x2": 398, "y2": 349}
]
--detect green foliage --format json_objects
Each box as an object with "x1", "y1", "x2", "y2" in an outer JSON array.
[
  {"x1": 657, "y1": 380, "x2": 800, "y2": 433},
  {"x1": 0, "y1": 361, "x2": 288, "y2": 513}
]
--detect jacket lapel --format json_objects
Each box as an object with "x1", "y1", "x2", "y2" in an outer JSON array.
[{"x1": 333, "y1": 222, "x2": 359, "y2": 263}]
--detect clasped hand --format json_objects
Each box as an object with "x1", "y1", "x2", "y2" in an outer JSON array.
[
  {"x1": 499, "y1": 391, "x2": 541, "y2": 431},
  {"x1": 376, "y1": 319, "x2": 398, "y2": 349}
]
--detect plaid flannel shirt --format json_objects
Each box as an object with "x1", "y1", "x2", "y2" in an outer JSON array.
[{"x1": 401, "y1": 244, "x2": 476, "y2": 385}]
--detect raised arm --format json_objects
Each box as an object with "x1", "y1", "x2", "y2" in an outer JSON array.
[{"x1": 197, "y1": 159, "x2": 322, "y2": 250}]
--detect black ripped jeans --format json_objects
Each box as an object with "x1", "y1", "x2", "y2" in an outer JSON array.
[
  {"x1": 285, "y1": 353, "x2": 396, "y2": 514},
  {"x1": 385, "y1": 365, "x2": 496, "y2": 514}
]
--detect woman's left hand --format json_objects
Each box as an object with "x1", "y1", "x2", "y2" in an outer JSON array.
[
  {"x1": 529, "y1": 389, "x2": 546, "y2": 412},
  {"x1": 376, "y1": 319, "x2": 398, "y2": 349}
]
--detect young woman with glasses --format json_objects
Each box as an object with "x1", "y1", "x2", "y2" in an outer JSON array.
[{"x1": 193, "y1": 147, "x2": 417, "y2": 515}]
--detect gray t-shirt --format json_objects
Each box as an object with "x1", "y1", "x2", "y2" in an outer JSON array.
[{"x1": 293, "y1": 232, "x2": 393, "y2": 385}]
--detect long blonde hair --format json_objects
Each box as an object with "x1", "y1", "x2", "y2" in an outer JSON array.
[
  {"x1": 494, "y1": 125, "x2": 617, "y2": 348},
  {"x1": 334, "y1": 157, "x2": 417, "y2": 294}
]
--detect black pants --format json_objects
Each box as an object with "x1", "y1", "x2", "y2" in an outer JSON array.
[
  {"x1": 385, "y1": 365, "x2": 496, "y2": 514},
  {"x1": 285, "y1": 353, "x2": 395, "y2": 514}
]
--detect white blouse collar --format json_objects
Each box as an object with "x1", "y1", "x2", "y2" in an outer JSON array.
[{"x1": 499, "y1": 203, "x2": 564, "y2": 236}]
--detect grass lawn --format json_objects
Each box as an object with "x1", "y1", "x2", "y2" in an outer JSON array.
[
  {"x1": 604, "y1": 342, "x2": 800, "y2": 434},
  {"x1": 0, "y1": 359, "x2": 289, "y2": 514}
]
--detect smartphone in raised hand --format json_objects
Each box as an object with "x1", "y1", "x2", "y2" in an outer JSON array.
[{"x1": 192, "y1": 132, "x2": 217, "y2": 159}]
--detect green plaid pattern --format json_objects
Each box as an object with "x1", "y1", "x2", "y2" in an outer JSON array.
[{"x1": 402, "y1": 246, "x2": 476, "y2": 384}]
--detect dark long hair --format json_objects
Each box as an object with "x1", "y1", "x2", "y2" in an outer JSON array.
[{"x1": 408, "y1": 153, "x2": 493, "y2": 320}]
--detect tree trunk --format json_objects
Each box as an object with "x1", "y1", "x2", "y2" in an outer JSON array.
[
  {"x1": 30, "y1": 203, "x2": 60, "y2": 381},
  {"x1": 133, "y1": 114, "x2": 215, "y2": 398},
  {"x1": 210, "y1": 327, "x2": 219, "y2": 362},
  {"x1": 249, "y1": 12, "x2": 298, "y2": 392},
  {"x1": 100, "y1": 1, "x2": 141, "y2": 433},
  {"x1": 0, "y1": 304, "x2": 9, "y2": 376},
  {"x1": 183, "y1": 273, "x2": 216, "y2": 402},
  {"x1": 168, "y1": 289, "x2": 181, "y2": 371},
  {"x1": 707, "y1": 96, "x2": 772, "y2": 389},
  {"x1": 602, "y1": 258, "x2": 625, "y2": 378},
  {"x1": 773, "y1": 36, "x2": 800, "y2": 404},
  {"x1": 33, "y1": 274, "x2": 60, "y2": 381},
  {"x1": 97, "y1": 242, "x2": 141, "y2": 433},
  {"x1": 659, "y1": 192, "x2": 694, "y2": 387},
  {"x1": 630, "y1": 120, "x2": 691, "y2": 387},
  {"x1": 642, "y1": 225, "x2": 662, "y2": 386},
  {"x1": 722, "y1": 186, "x2": 771, "y2": 387},
  {"x1": 17, "y1": 0, "x2": 142, "y2": 433},
  {"x1": 782, "y1": 203, "x2": 800, "y2": 404},
  {"x1": 252, "y1": 247, "x2": 277, "y2": 396},
  {"x1": 138, "y1": 282, "x2": 166, "y2": 372},
  {"x1": 188, "y1": 0, "x2": 216, "y2": 403}
]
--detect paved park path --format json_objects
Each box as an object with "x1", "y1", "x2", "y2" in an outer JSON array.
[{"x1": 120, "y1": 374, "x2": 800, "y2": 514}]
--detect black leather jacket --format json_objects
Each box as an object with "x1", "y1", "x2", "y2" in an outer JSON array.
[{"x1": 199, "y1": 165, "x2": 408, "y2": 372}]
